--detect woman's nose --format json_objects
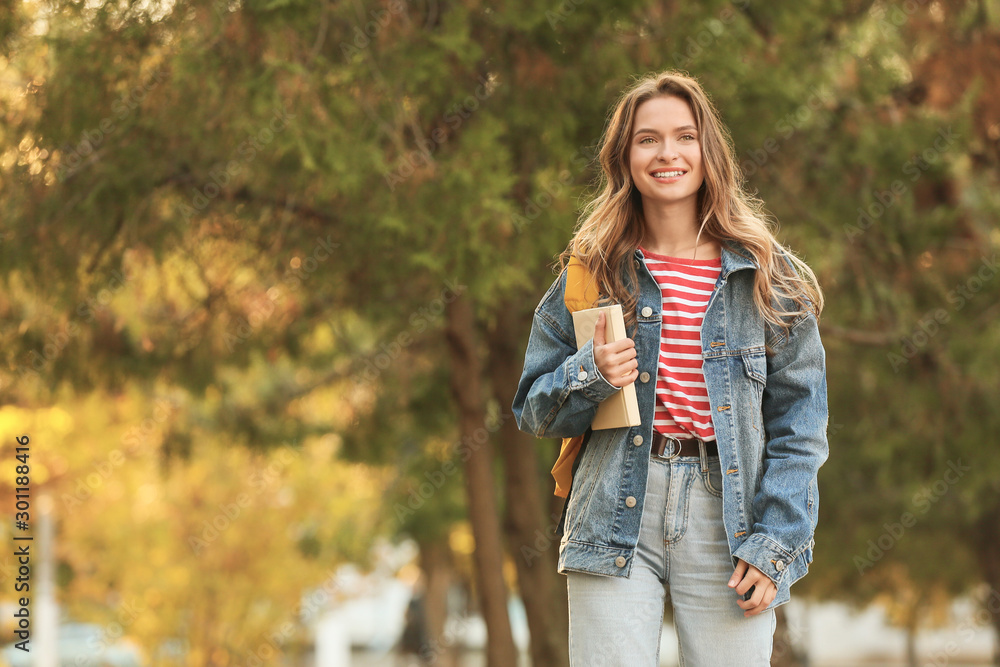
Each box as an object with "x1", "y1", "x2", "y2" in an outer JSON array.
[{"x1": 657, "y1": 142, "x2": 679, "y2": 161}]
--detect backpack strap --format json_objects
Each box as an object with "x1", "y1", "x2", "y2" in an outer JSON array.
[
  {"x1": 551, "y1": 438, "x2": 582, "y2": 498},
  {"x1": 564, "y1": 254, "x2": 602, "y2": 313},
  {"x1": 551, "y1": 255, "x2": 601, "y2": 498}
]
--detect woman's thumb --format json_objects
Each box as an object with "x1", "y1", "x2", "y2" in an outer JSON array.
[{"x1": 593, "y1": 311, "x2": 605, "y2": 345}]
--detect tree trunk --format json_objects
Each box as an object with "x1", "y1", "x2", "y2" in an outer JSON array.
[
  {"x1": 486, "y1": 305, "x2": 570, "y2": 667},
  {"x1": 905, "y1": 621, "x2": 918, "y2": 667},
  {"x1": 973, "y1": 501, "x2": 1000, "y2": 666},
  {"x1": 418, "y1": 538, "x2": 458, "y2": 667},
  {"x1": 443, "y1": 295, "x2": 518, "y2": 667}
]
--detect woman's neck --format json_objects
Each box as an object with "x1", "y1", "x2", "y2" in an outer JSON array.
[
  {"x1": 639, "y1": 226, "x2": 720, "y2": 260},
  {"x1": 638, "y1": 198, "x2": 717, "y2": 254}
]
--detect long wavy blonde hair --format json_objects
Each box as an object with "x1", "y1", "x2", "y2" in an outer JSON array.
[{"x1": 556, "y1": 70, "x2": 824, "y2": 348}]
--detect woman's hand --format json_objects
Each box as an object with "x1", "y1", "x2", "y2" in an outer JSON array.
[
  {"x1": 592, "y1": 311, "x2": 639, "y2": 387},
  {"x1": 729, "y1": 558, "x2": 777, "y2": 616}
]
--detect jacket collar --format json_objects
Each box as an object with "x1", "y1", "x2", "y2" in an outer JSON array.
[
  {"x1": 634, "y1": 238, "x2": 759, "y2": 277},
  {"x1": 719, "y1": 238, "x2": 760, "y2": 276}
]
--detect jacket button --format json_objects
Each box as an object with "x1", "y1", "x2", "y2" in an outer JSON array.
[
  {"x1": 639, "y1": 372, "x2": 650, "y2": 383},
  {"x1": 615, "y1": 556, "x2": 626, "y2": 567},
  {"x1": 775, "y1": 560, "x2": 785, "y2": 572},
  {"x1": 632, "y1": 435, "x2": 643, "y2": 446},
  {"x1": 625, "y1": 496, "x2": 636, "y2": 507},
  {"x1": 641, "y1": 306, "x2": 653, "y2": 317},
  {"x1": 577, "y1": 370, "x2": 588, "y2": 381}
]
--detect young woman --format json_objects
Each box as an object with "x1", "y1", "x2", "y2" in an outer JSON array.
[{"x1": 511, "y1": 70, "x2": 829, "y2": 665}]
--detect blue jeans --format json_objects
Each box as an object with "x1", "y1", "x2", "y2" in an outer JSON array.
[{"x1": 566, "y1": 448, "x2": 776, "y2": 666}]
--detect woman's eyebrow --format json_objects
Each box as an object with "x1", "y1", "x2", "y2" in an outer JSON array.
[{"x1": 632, "y1": 125, "x2": 698, "y2": 137}]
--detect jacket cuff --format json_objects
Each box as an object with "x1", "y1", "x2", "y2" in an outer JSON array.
[
  {"x1": 572, "y1": 337, "x2": 621, "y2": 403},
  {"x1": 732, "y1": 532, "x2": 799, "y2": 587}
]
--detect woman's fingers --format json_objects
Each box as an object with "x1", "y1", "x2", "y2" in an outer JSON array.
[
  {"x1": 594, "y1": 333, "x2": 638, "y2": 387},
  {"x1": 597, "y1": 359, "x2": 637, "y2": 387}
]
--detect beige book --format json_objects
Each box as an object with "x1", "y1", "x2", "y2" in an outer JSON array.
[{"x1": 571, "y1": 304, "x2": 642, "y2": 430}]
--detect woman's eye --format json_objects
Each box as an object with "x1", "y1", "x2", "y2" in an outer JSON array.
[
  {"x1": 681, "y1": 134, "x2": 695, "y2": 141},
  {"x1": 639, "y1": 137, "x2": 653, "y2": 144}
]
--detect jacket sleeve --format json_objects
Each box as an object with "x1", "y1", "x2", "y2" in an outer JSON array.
[
  {"x1": 511, "y1": 269, "x2": 622, "y2": 439},
  {"x1": 732, "y1": 308, "x2": 829, "y2": 584}
]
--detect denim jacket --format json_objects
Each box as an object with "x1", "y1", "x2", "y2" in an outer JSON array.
[{"x1": 511, "y1": 239, "x2": 829, "y2": 610}]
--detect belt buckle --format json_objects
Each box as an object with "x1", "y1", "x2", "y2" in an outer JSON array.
[{"x1": 656, "y1": 435, "x2": 681, "y2": 461}]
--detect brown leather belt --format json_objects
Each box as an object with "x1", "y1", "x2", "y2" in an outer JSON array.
[{"x1": 650, "y1": 431, "x2": 718, "y2": 460}]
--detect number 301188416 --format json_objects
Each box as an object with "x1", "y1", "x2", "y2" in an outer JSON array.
[{"x1": 15, "y1": 435, "x2": 30, "y2": 528}]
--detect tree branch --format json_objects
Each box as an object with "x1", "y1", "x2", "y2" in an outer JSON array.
[
  {"x1": 85, "y1": 211, "x2": 125, "y2": 274},
  {"x1": 820, "y1": 322, "x2": 899, "y2": 346}
]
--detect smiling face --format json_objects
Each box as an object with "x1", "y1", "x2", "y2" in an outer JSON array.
[{"x1": 628, "y1": 95, "x2": 705, "y2": 210}]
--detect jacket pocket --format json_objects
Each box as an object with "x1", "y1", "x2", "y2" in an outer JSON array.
[
  {"x1": 740, "y1": 348, "x2": 767, "y2": 386},
  {"x1": 563, "y1": 428, "x2": 614, "y2": 536},
  {"x1": 740, "y1": 349, "x2": 768, "y2": 438},
  {"x1": 741, "y1": 349, "x2": 767, "y2": 400}
]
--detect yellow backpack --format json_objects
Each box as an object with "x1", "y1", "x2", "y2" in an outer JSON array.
[{"x1": 550, "y1": 255, "x2": 604, "y2": 498}]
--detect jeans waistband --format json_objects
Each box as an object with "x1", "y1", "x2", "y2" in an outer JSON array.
[{"x1": 650, "y1": 431, "x2": 718, "y2": 461}]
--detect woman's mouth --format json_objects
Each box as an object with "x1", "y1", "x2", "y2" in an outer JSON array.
[{"x1": 649, "y1": 169, "x2": 686, "y2": 183}]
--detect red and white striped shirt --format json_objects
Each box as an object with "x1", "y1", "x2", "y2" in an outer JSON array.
[{"x1": 639, "y1": 246, "x2": 722, "y2": 442}]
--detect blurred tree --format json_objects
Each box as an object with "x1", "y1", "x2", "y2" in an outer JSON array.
[{"x1": 0, "y1": 394, "x2": 388, "y2": 666}]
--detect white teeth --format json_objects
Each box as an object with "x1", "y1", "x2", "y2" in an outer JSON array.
[{"x1": 652, "y1": 171, "x2": 684, "y2": 178}]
